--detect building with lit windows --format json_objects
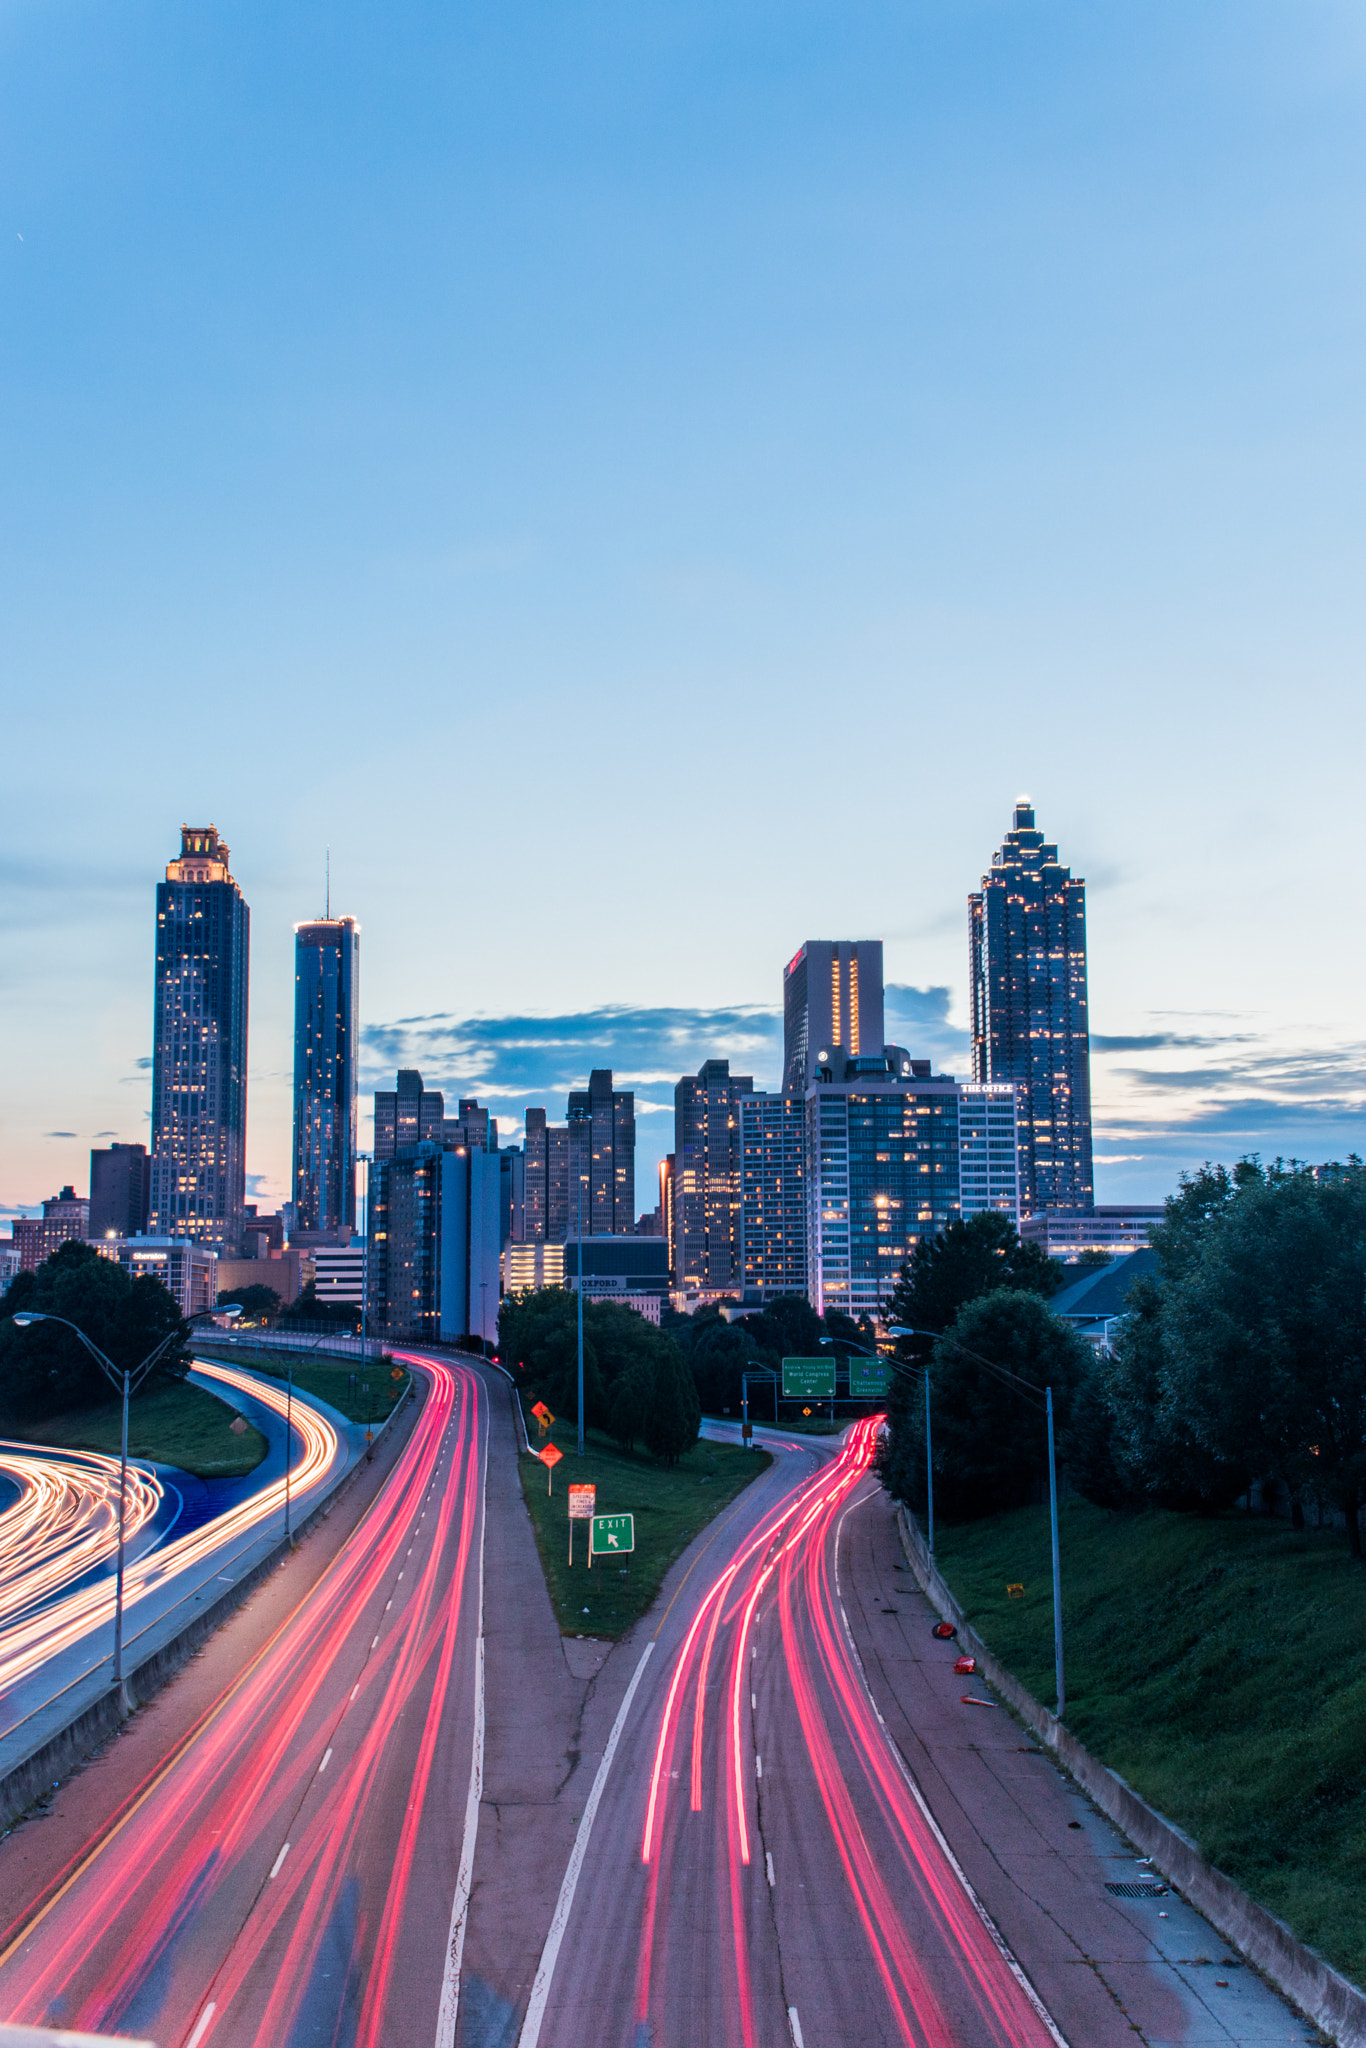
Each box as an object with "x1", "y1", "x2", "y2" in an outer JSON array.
[
  {"x1": 92, "y1": 1235, "x2": 218, "y2": 1318},
  {"x1": 518, "y1": 1072, "x2": 635, "y2": 1243},
  {"x1": 672, "y1": 1059, "x2": 752, "y2": 1300},
  {"x1": 292, "y1": 916, "x2": 360, "y2": 1238},
  {"x1": 366, "y1": 1072, "x2": 501, "y2": 1346},
  {"x1": 13, "y1": 1188, "x2": 91, "y2": 1272},
  {"x1": 956, "y1": 1084, "x2": 1021, "y2": 1224},
  {"x1": 738, "y1": 1092, "x2": 807, "y2": 1301},
  {"x1": 969, "y1": 799, "x2": 1093, "y2": 1216},
  {"x1": 148, "y1": 826, "x2": 250, "y2": 1254},
  {"x1": 783, "y1": 940, "x2": 885, "y2": 1093}
]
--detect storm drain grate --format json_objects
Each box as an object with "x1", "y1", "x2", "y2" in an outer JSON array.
[{"x1": 1106, "y1": 1882, "x2": 1169, "y2": 1899}]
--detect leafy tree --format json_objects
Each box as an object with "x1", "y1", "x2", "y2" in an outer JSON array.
[
  {"x1": 1070, "y1": 1247, "x2": 1116, "y2": 1271},
  {"x1": 734, "y1": 1294, "x2": 825, "y2": 1362},
  {"x1": 223, "y1": 1282, "x2": 282, "y2": 1324},
  {"x1": 882, "y1": 1212, "x2": 1062, "y2": 1506},
  {"x1": 1098, "y1": 1274, "x2": 1250, "y2": 1512},
  {"x1": 282, "y1": 1281, "x2": 361, "y2": 1327},
  {"x1": 888, "y1": 1288, "x2": 1092, "y2": 1521},
  {"x1": 688, "y1": 1321, "x2": 759, "y2": 1416},
  {"x1": 0, "y1": 1241, "x2": 188, "y2": 1427},
  {"x1": 643, "y1": 1339, "x2": 701, "y2": 1466}
]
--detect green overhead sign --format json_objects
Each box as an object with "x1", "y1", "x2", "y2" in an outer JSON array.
[
  {"x1": 782, "y1": 1357, "x2": 835, "y2": 1399},
  {"x1": 848, "y1": 1355, "x2": 890, "y2": 1397}
]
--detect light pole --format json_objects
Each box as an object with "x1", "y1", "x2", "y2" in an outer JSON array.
[
  {"x1": 888, "y1": 1321, "x2": 1065, "y2": 1718},
  {"x1": 575, "y1": 1136, "x2": 586, "y2": 1458},
  {"x1": 255, "y1": 1329, "x2": 333, "y2": 1545},
  {"x1": 11, "y1": 1304, "x2": 241, "y2": 1696},
  {"x1": 829, "y1": 1328, "x2": 936, "y2": 1560}
]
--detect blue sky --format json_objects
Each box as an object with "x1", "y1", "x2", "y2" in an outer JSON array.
[{"x1": 3, "y1": 0, "x2": 1364, "y2": 1217}]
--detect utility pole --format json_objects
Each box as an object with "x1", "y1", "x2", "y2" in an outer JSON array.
[{"x1": 576, "y1": 1144, "x2": 585, "y2": 1457}]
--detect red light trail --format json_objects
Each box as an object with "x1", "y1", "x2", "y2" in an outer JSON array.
[{"x1": 0, "y1": 1353, "x2": 486, "y2": 2048}]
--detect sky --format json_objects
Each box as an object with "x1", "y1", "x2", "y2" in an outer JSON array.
[{"x1": 3, "y1": 0, "x2": 1365, "y2": 1222}]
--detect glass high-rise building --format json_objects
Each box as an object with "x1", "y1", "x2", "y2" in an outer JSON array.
[
  {"x1": 783, "y1": 941, "x2": 885, "y2": 1094},
  {"x1": 148, "y1": 825, "x2": 250, "y2": 1253},
  {"x1": 969, "y1": 799, "x2": 1093, "y2": 1216},
  {"x1": 292, "y1": 916, "x2": 360, "y2": 1236}
]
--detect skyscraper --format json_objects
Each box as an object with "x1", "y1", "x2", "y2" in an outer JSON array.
[
  {"x1": 969, "y1": 799, "x2": 1093, "y2": 1215},
  {"x1": 292, "y1": 916, "x2": 360, "y2": 1237},
  {"x1": 149, "y1": 826, "x2": 250, "y2": 1253},
  {"x1": 783, "y1": 941, "x2": 886, "y2": 1094},
  {"x1": 518, "y1": 1072, "x2": 635, "y2": 1243},
  {"x1": 89, "y1": 1143, "x2": 151, "y2": 1241},
  {"x1": 672, "y1": 1059, "x2": 753, "y2": 1298}
]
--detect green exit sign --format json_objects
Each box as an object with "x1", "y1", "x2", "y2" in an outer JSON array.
[
  {"x1": 782, "y1": 1357, "x2": 835, "y2": 1399},
  {"x1": 849, "y1": 1355, "x2": 889, "y2": 1396},
  {"x1": 590, "y1": 1513, "x2": 635, "y2": 1556}
]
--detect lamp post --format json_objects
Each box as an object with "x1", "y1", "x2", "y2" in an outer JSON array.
[
  {"x1": 887, "y1": 1321, "x2": 1066, "y2": 1718},
  {"x1": 11, "y1": 1303, "x2": 241, "y2": 1697},
  {"x1": 255, "y1": 1328, "x2": 334, "y2": 1545},
  {"x1": 574, "y1": 1137, "x2": 586, "y2": 1458}
]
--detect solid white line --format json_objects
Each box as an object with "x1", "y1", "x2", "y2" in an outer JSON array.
[
  {"x1": 515, "y1": 1639, "x2": 657, "y2": 2048},
  {"x1": 434, "y1": 1378, "x2": 490, "y2": 2048},
  {"x1": 833, "y1": 1490, "x2": 1070, "y2": 2048},
  {"x1": 318, "y1": 1747, "x2": 332, "y2": 1774},
  {"x1": 269, "y1": 1842, "x2": 290, "y2": 1879},
  {"x1": 788, "y1": 2007, "x2": 805, "y2": 2048},
  {"x1": 185, "y1": 2001, "x2": 217, "y2": 2048}
]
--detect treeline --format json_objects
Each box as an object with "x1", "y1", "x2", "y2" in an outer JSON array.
[
  {"x1": 0, "y1": 1240, "x2": 189, "y2": 1427},
  {"x1": 498, "y1": 1289, "x2": 701, "y2": 1466},
  {"x1": 882, "y1": 1164, "x2": 1366, "y2": 1557}
]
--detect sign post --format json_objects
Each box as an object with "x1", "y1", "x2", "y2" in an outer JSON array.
[
  {"x1": 538, "y1": 1442, "x2": 563, "y2": 1495},
  {"x1": 589, "y1": 1513, "x2": 635, "y2": 1568},
  {"x1": 567, "y1": 1482, "x2": 596, "y2": 1565}
]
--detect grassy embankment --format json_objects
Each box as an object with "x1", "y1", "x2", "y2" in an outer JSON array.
[
  {"x1": 194, "y1": 1344, "x2": 411, "y2": 1428},
  {"x1": 519, "y1": 1419, "x2": 771, "y2": 1638},
  {"x1": 929, "y1": 1498, "x2": 1366, "y2": 1985},
  {"x1": 22, "y1": 1379, "x2": 268, "y2": 1479}
]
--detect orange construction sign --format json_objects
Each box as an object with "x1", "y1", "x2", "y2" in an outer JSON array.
[
  {"x1": 539, "y1": 1443, "x2": 563, "y2": 1468},
  {"x1": 531, "y1": 1401, "x2": 553, "y2": 1423}
]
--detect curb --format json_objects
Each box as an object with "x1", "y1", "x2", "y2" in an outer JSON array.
[
  {"x1": 895, "y1": 1502, "x2": 1366, "y2": 2048},
  {"x1": 0, "y1": 1374, "x2": 420, "y2": 1832}
]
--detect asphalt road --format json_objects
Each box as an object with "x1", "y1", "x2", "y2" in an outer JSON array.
[{"x1": 0, "y1": 1351, "x2": 487, "y2": 2048}]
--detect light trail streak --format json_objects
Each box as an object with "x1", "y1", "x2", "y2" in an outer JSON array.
[
  {"x1": 0, "y1": 1446, "x2": 162, "y2": 1629},
  {"x1": 0, "y1": 1360, "x2": 340, "y2": 1706},
  {"x1": 0, "y1": 1354, "x2": 485, "y2": 2048},
  {"x1": 636, "y1": 1416, "x2": 1063, "y2": 2048}
]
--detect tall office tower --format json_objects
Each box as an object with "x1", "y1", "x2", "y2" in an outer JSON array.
[
  {"x1": 523, "y1": 1109, "x2": 549, "y2": 1239},
  {"x1": 969, "y1": 799, "x2": 1093, "y2": 1215},
  {"x1": 738, "y1": 1092, "x2": 807, "y2": 1301},
  {"x1": 89, "y1": 1143, "x2": 151, "y2": 1241},
  {"x1": 672, "y1": 1059, "x2": 753, "y2": 1298},
  {"x1": 566, "y1": 1069, "x2": 635, "y2": 1234},
  {"x1": 444, "y1": 1099, "x2": 496, "y2": 1152},
  {"x1": 783, "y1": 941, "x2": 886, "y2": 1094},
  {"x1": 149, "y1": 826, "x2": 250, "y2": 1253},
  {"x1": 956, "y1": 1084, "x2": 1021, "y2": 1225},
  {"x1": 14, "y1": 1188, "x2": 92, "y2": 1272},
  {"x1": 373, "y1": 1070, "x2": 444, "y2": 1158},
  {"x1": 292, "y1": 916, "x2": 360, "y2": 1237}
]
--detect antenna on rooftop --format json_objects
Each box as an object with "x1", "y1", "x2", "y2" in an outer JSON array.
[{"x1": 326, "y1": 847, "x2": 330, "y2": 920}]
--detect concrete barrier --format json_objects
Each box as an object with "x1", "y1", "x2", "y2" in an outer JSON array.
[
  {"x1": 0, "y1": 1374, "x2": 419, "y2": 1832},
  {"x1": 896, "y1": 1502, "x2": 1366, "y2": 2048}
]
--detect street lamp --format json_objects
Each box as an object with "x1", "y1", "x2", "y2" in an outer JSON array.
[
  {"x1": 11, "y1": 1304, "x2": 241, "y2": 1698},
  {"x1": 887, "y1": 1321, "x2": 1066, "y2": 1719},
  {"x1": 252, "y1": 1328, "x2": 335, "y2": 1545},
  {"x1": 826, "y1": 1328, "x2": 936, "y2": 1562}
]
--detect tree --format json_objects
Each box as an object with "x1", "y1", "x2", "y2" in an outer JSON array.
[
  {"x1": 282, "y1": 1281, "x2": 360, "y2": 1328},
  {"x1": 882, "y1": 1212, "x2": 1063, "y2": 1506},
  {"x1": 0, "y1": 1241, "x2": 188, "y2": 1428},
  {"x1": 1071, "y1": 1247, "x2": 1116, "y2": 1271},
  {"x1": 224, "y1": 1282, "x2": 282, "y2": 1324},
  {"x1": 643, "y1": 1339, "x2": 701, "y2": 1466},
  {"x1": 888, "y1": 1289, "x2": 1092, "y2": 1522}
]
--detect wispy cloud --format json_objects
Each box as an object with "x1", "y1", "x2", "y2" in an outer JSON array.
[{"x1": 44, "y1": 1131, "x2": 77, "y2": 1140}]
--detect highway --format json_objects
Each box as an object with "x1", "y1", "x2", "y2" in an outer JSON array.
[
  {"x1": 0, "y1": 1445, "x2": 164, "y2": 1636},
  {"x1": 521, "y1": 1415, "x2": 1063, "y2": 2048},
  {"x1": 0, "y1": 1352, "x2": 487, "y2": 2048}
]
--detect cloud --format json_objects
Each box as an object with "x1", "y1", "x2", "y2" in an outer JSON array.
[
  {"x1": 1092, "y1": 1032, "x2": 1245, "y2": 1053},
  {"x1": 135, "y1": 1056, "x2": 153, "y2": 1070},
  {"x1": 93, "y1": 1130, "x2": 117, "y2": 1139},
  {"x1": 44, "y1": 1131, "x2": 77, "y2": 1139}
]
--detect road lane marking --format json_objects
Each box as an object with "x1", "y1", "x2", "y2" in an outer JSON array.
[
  {"x1": 350, "y1": 1683, "x2": 359, "y2": 1700},
  {"x1": 751, "y1": 1692, "x2": 757, "y2": 1709},
  {"x1": 766, "y1": 1851, "x2": 776, "y2": 1887},
  {"x1": 834, "y1": 1489, "x2": 1070, "y2": 2048},
  {"x1": 787, "y1": 2009, "x2": 805, "y2": 2047},
  {"x1": 186, "y1": 2001, "x2": 217, "y2": 2048},
  {"x1": 435, "y1": 1377, "x2": 489, "y2": 2048},
  {"x1": 318, "y1": 1747, "x2": 332, "y2": 1774},
  {"x1": 516, "y1": 1639, "x2": 657, "y2": 2048},
  {"x1": 756, "y1": 1754, "x2": 762, "y2": 1778},
  {"x1": 371, "y1": 1635, "x2": 380, "y2": 1648},
  {"x1": 269, "y1": 1842, "x2": 291, "y2": 1879}
]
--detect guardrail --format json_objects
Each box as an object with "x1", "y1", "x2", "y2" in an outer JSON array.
[{"x1": 210, "y1": 1330, "x2": 384, "y2": 1361}]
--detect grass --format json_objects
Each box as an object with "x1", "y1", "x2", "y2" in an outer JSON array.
[
  {"x1": 929, "y1": 1497, "x2": 1366, "y2": 1986},
  {"x1": 194, "y1": 1343, "x2": 411, "y2": 1428},
  {"x1": 519, "y1": 1420, "x2": 771, "y2": 1639},
  {"x1": 22, "y1": 1378, "x2": 268, "y2": 1478}
]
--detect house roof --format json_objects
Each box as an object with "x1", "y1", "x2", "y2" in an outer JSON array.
[{"x1": 1050, "y1": 1246, "x2": 1160, "y2": 1321}]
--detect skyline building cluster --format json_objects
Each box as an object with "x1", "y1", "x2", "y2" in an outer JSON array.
[{"x1": 3, "y1": 799, "x2": 1160, "y2": 1335}]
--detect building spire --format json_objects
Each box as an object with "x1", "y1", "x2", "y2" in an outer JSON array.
[{"x1": 325, "y1": 847, "x2": 330, "y2": 921}]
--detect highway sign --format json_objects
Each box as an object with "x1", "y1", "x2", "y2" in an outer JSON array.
[
  {"x1": 849, "y1": 1355, "x2": 890, "y2": 1396},
  {"x1": 782, "y1": 1356, "x2": 834, "y2": 1399},
  {"x1": 590, "y1": 1513, "x2": 635, "y2": 1557},
  {"x1": 567, "y1": 1484, "x2": 596, "y2": 1520}
]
